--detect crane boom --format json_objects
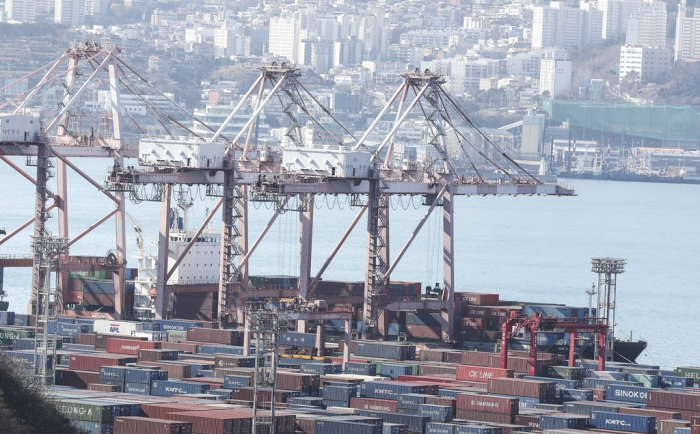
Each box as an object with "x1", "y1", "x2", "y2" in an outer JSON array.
[{"x1": 125, "y1": 212, "x2": 143, "y2": 253}]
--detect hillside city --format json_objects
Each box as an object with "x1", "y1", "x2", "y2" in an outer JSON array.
[{"x1": 1, "y1": 0, "x2": 700, "y2": 166}]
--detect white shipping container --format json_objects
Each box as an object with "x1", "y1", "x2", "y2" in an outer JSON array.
[{"x1": 93, "y1": 319, "x2": 145, "y2": 336}]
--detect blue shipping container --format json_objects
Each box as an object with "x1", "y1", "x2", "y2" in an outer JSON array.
[
  {"x1": 540, "y1": 414, "x2": 588, "y2": 430},
  {"x1": 151, "y1": 380, "x2": 210, "y2": 397},
  {"x1": 223, "y1": 375, "x2": 251, "y2": 388},
  {"x1": 427, "y1": 422, "x2": 457, "y2": 434},
  {"x1": 606, "y1": 385, "x2": 650, "y2": 403},
  {"x1": 455, "y1": 426, "x2": 502, "y2": 434},
  {"x1": 124, "y1": 382, "x2": 151, "y2": 395},
  {"x1": 418, "y1": 404, "x2": 453, "y2": 422},
  {"x1": 381, "y1": 364, "x2": 414, "y2": 379},
  {"x1": 560, "y1": 388, "x2": 593, "y2": 402},
  {"x1": 589, "y1": 411, "x2": 655, "y2": 434},
  {"x1": 153, "y1": 319, "x2": 203, "y2": 332},
  {"x1": 280, "y1": 332, "x2": 317, "y2": 348},
  {"x1": 345, "y1": 362, "x2": 376, "y2": 376}
]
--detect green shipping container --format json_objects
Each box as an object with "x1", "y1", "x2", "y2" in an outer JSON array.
[
  {"x1": 626, "y1": 373, "x2": 659, "y2": 388},
  {"x1": 56, "y1": 400, "x2": 115, "y2": 423},
  {"x1": 0, "y1": 327, "x2": 35, "y2": 345},
  {"x1": 549, "y1": 366, "x2": 586, "y2": 381},
  {"x1": 677, "y1": 367, "x2": 700, "y2": 386}
]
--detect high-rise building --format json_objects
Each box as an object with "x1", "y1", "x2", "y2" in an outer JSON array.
[
  {"x1": 84, "y1": 0, "x2": 108, "y2": 17},
  {"x1": 626, "y1": 0, "x2": 667, "y2": 48},
  {"x1": 532, "y1": 2, "x2": 602, "y2": 49},
  {"x1": 5, "y1": 0, "x2": 35, "y2": 22},
  {"x1": 619, "y1": 45, "x2": 672, "y2": 80},
  {"x1": 539, "y1": 54, "x2": 572, "y2": 97},
  {"x1": 54, "y1": 0, "x2": 85, "y2": 26},
  {"x1": 675, "y1": 0, "x2": 700, "y2": 61},
  {"x1": 268, "y1": 15, "x2": 299, "y2": 61}
]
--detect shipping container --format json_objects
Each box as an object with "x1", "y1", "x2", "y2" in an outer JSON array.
[
  {"x1": 360, "y1": 381, "x2": 427, "y2": 401},
  {"x1": 150, "y1": 380, "x2": 210, "y2": 396},
  {"x1": 589, "y1": 411, "x2": 655, "y2": 434},
  {"x1": 354, "y1": 342, "x2": 415, "y2": 360},
  {"x1": 113, "y1": 416, "x2": 192, "y2": 434},
  {"x1": 455, "y1": 409, "x2": 514, "y2": 424},
  {"x1": 560, "y1": 389, "x2": 594, "y2": 402},
  {"x1": 93, "y1": 320, "x2": 144, "y2": 336},
  {"x1": 457, "y1": 365, "x2": 514, "y2": 382},
  {"x1": 488, "y1": 378, "x2": 557, "y2": 401},
  {"x1": 186, "y1": 327, "x2": 243, "y2": 346},
  {"x1": 357, "y1": 410, "x2": 431, "y2": 433},
  {"x1": 419, "y1": 404, "x2": 454, "y2": 422},
  {"x1": 456, "y1": 394, "x2": 519, "y2": 415},
  {"x1": 315, "y1": 418, "x2": 382, "y2": 434},
  {"x1": 540, "y1": 414, "x2": 589, "y2": 430},
  {"x1": 152, "y1": 319, "x2": 204, "y2": 332},
  {"x1": 345, "y1": 362, "x2": 377, "y2": 376},
  {"x1": 647, "y1": 390, "x2": 700, "y2": 411},
  {"x1": 351, "y1": 397, "x2": 399, "y2": 412},
  {"x1": 606, "y1": 385, "x2": 650, "y2": 403}
]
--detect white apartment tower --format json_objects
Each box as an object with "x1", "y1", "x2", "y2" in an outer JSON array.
[
  {"x1": 532, "y1": 2, "x2": 603, "y2": 50},
  {"x1": 54, "y1": 0, "x2": 85, "y2": 26},
  {"x1": 6, "y1": 0, "x2": 36, "y2": 22},
  {"x1": 269, "y1": 15, "x2": 299, "y2": 62},
  {"x1": 675, "y1": 0, "x2": 700, "y2": 61},
  {"x1": 539, "y1": 52, "x2": 572, "y2": 97},
  {"x1": 619, "y1": 45, "x2": 672, "y2": 80},
  {"x1": 626, "y1": 0, "x2": 667, "y2": 48}
]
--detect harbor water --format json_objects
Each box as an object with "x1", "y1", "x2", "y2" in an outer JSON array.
[{"x1": 1, "y1": 157, "x2": 698, "y2": 369}]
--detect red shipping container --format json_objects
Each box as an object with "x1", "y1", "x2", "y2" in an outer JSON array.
[
  {"x1": 418, "y1": 365, "x2": 458, "y2": 376},
  {"x1": 648, "y1": 391, "x2": 700, "y2": 411},
  {"x1": 63, "y1": 290, "x2": 83, "y2": 303},
  {"x1": 160, "y1": 341, "x2": 199, "y2": 353},
  {"x1": 692, "y1": 426, "x2": 699, "y2": 434},
  {"x1": 75, "y1": 333, "x2": 96, "y2": 346},
  {"x1": 455, "y1": 409, "x2": 514, "y2": 424},
  {"x1": 514, "y1": 414, "x2": 541, "y2": 430},
  {"x1": 396, "y1": 375, "x2": 455, "y2": 384},
  {"x1": 461, "y1": 351, "x2": 493, "y2": 367},
  {"x1": 405, "y1": 324, "x2": 442, "y2": 340},
  {"x1": 420, "y1": 349, "x2": 449, "y2": 362},
  {"x1": 425, "y1": 396, "x2": 457, "y2": 411},
  {"x1": 455, "y1": 293, "x2": 500, "y2": 305},
  {"x1": 186, "y1": 327, "x2": 244, "y2": 345},
  {"x1": 487, "y1": 378, "x2": 556, "y2": 401},
  {"x1": 444, "y1": 352, "x2": 464, "y2": 364},
  {"x1": 68, "y1": 353, "x2": 134, "y2": 372},
  {"x1": 55, "y1": 369, "x2": 100, "y2": 388},
  {"x1": 456, "y1": 394, "x2": 519, "y2": 415},
  {"x1": 350, "y1": 397, "x2": 398, "y2": 412},
  {"x1": 456, "y1": 365, "x2": 514, "y2": 382},
  {"x1": 140, "y1": 403, "x2": 214, "y2": 420},
  {"x1": 658, "y1": 420, "x2": 691, "y2": 434},
  {"x1": 114, "y1": 416, "x2": 192, "y2": 434},
  {"x1": 692, "y1": 416, "x2": 700, "y2": 426},
  {"x1": 619, "y1": 407, "x2": 682, "y2": 421},
  {"x1": 107, "y1": 338, "x2": 161, "y2": 355},
  {"x1": 141, "y1": 361, "x2": 192, "y2": 379},
  {"x1": 460, "y1": 318, "x2": 490, "y2": 330}
]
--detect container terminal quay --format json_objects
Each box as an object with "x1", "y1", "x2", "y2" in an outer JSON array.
[{"x1": 0, "y1": 44, "x2": 698, "y2": 434}]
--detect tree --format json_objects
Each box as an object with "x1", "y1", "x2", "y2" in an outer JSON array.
[{"x1": 0, "y1": 355, "x2": 86, "y2": 434}]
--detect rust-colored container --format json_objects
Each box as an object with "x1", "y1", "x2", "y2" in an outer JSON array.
[
  {"x1": 396, "y1": 375, "x2": 455, "y2": 383},
  {"x1": 107, "y1": 338, "x2": 161, "y2": 355},
  {"x1": 55, "y1": 369, "x2": 100, "y2": 388},
  {"x1": 444, "y1": 351, "x2": 464, "y2": 364},
  {"x1": 514, "y1": 414, "x2": 541, "y2": 430},
  {"x1": 405, "y1": 324, "x2": 442, "y2": 340},
  {"x1": 160, "y1": 341, "x2": 199, "y2": 354},
  {"x1": 186, "y1": 327, "x2": 244, "y2": 346},
  {"x1": 140, "y1": 403, "x2": 214, "y2": 419},
  {"x1": 350, "y1": 397, "x2": 398, "y2": 412},
  {"x1": 419, "y1": 349, "x2": 449, "y2": 362},
  {"x1": 138, "y1": 349, "x2": 174, "y2": 362},
  {"x1": 68, "y1": 353, "x2": 134, "y2": 372},
  {"x1": 455, "y1": 292, "x2": 500, "y2": 305},
  {"x1": 75, "y1": 333, "x2": 96, "y2": 346},
  {"x1": 88, "y1": 383, "x2": 123, "y2": 392},
  {"x1": 648, "y1": 390, "x2": 700, "y2": 411},
  {"x1": 213, "y1": 368, "x2": 254, "y2": 379},
  {"x1": 456, "y1": 394, "x2": 518, "y2": 415},
  {"x1": 456, "y1": 409, "x2": 514, "y2": 424},
  {"x1": 460, "y1": 351, "x2": 492, "y2": 367},
  {"x1": 95, "y1": 333, "x2": 147, "y2": 350},
  {"x1": 456, "y1": 365, "x2": 514, "y2": 382},
  {"x1": 619, "y1": 407, "x2": 681, "y2": 421},
  {"x1": 426, "y1": 396, "x2": 457, "y2": 411},
  {"x1": 487, "y1": 377, "x2": 556, "y2": 401},
  {"x1": 658, "y1": 420, "x2": 691, "y2": 434},
  {"x1": 277, "y1": 372, "x2": 319, "y2": 392},
  {"x1": 114, "y1": 416, "x2": 192, "y2": 434},
  {"x1": 297, "y1": 416, "x2": 316, "y2": 434},
  {"x1": 418, "y1": 365, "x2": 458, "y2": 376}
]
